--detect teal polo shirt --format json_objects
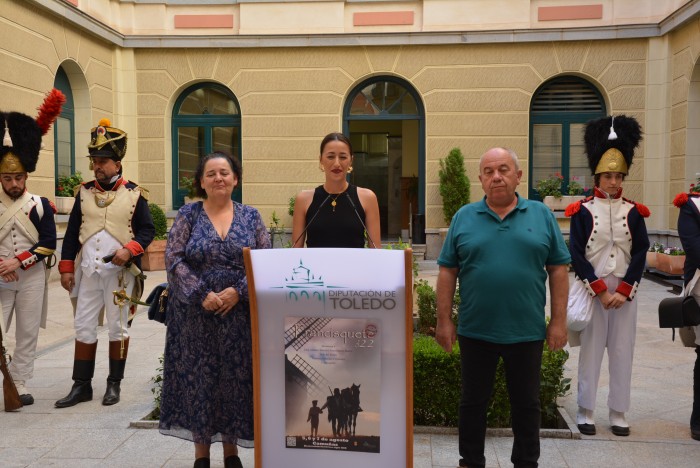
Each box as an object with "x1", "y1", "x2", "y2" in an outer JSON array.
[{"x1": 437, "y1": 194, "x2": 571, "y2": 344}]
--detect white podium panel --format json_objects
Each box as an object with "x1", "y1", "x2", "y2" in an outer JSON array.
[{"x1": 244, "y1": 248, "x2": 413, "y2": 468}]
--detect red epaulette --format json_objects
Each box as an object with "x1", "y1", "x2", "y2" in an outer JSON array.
[
  {"x1": 48, "y1": 200, "x2": 57, "y2": 214},
  {"x1": 635, "y1": 202, "x2": 651, "y2": 218},
  {"x1": 564, "y1": 196, "x2": 592, "y2": 217},
  {"x1": 622, "y1": 197, "x2": 651, "y2": 217},
  {"x1": 673, "y1": 192, "x2": 700, "y2": 208}
]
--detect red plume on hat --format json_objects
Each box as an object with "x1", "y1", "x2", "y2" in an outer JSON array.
[
  {"x1": 36, "y1": 89, "x2": 66, "y2": 135},
  {"x1": 0, "y1": 89, "x2": 66, "y2": 173}
]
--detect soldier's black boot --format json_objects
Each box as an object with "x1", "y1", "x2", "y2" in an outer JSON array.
[
  {"x1": 103, "y1": 338, "x2": 128, "y2": 406},
  {"x1": 55, "y1": 340, "x2": 97, "y2": 408}
]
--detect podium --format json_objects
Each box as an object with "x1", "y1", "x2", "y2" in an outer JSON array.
[{"x1": 243, "y1": 248, "x2": 414, "y2": 468}]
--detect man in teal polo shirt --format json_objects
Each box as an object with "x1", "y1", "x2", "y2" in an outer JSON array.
[{"x1": 436, "y1": 147, "x2": 570, "y2": 468}]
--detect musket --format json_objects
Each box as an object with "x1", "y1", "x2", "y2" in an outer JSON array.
[{"x1": 0, "y1": 323, "x2": 22, "y2": 411}]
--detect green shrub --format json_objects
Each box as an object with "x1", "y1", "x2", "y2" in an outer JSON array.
[
  {"x1": 149, "y1": 203, "x2": 168, "y2": 240},
  {"x1": 180, "y1": 176, "x2": 198, "y2": 198},
  {"x1": 383, "y1": 238, "x2": 418, "y2": 277},
  {"x1": 413, "y1": 335, "x2": 462, "y2": 426},
  {"x1": 413, "y1": 335, "x2": 570, "y2": 428},
  {"x1": 540, "y1": 343, "x2": 571, "y2": 425},
  {"x1": 148, "y1": 354, "x2": 164, "y2": 420},
  {"x1": 415, "y1": 280, "x2": 437, "y2": 334},
  {"x1": 415, "y1": 279, "x2": 459, "y2": 335},
  {"x1": 269, "y1": 210, "x2": 291, "y2": 248},
  {"x1": 439, "y1": 148, "x2": 470, "y2": 225},
  {"x1": 288, "y1": 196, "x2": 296, "y2": 217}
]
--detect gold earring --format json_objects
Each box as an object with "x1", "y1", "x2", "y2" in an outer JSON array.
[{"x1": 347, "y1": 166, "x2": 353, "y2": 174}]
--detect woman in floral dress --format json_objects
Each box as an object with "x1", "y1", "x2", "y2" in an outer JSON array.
[{"x1": 159, "y1": 152, "x2": 271, "y2": 468}]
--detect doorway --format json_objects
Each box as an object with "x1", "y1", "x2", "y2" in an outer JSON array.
[{"x1": 344, "y1": 77, "x2": 424, "y2": 242}]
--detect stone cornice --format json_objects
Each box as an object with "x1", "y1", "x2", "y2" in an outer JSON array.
[{"x1": 27, "y1": 0, "x2": 700, "y2": 49}]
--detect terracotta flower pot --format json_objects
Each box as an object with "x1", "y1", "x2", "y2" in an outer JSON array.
[
  {"x1": 656, "y1": 253, "x2": 685, "y2": 275},
  {"x1": 141, "y1": 239, "x2": 167, "y2": 271},
  {"x1": 646, "y1": 251, "x2": 657, "y2": 269}
]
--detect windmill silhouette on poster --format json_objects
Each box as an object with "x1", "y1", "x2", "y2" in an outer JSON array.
[
  {"x1": 284, "y1": 316, "x2": 332, "y2": 400},
  {"x1": 284, "y1": 316, "x2": 374, "y2": 450}
]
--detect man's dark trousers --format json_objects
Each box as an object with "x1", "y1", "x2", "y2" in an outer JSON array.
[{"x1": 457, "y1": 336, "x2": 543, "y2": 468}]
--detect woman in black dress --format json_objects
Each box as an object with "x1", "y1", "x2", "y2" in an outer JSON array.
[{"x1": 292, "y1": 132, "x2": 381, "y2": 248}]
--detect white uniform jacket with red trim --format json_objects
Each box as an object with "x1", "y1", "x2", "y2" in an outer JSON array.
[
  {"x1": 0, "y1": 191, "x2": 57, "y2": 270},
  {"x1": 566, "y1": 187, "x2": 650, "y2": 300},
  {"x1": 58, "y1": 177, "x2": 155, "y2": 274}
]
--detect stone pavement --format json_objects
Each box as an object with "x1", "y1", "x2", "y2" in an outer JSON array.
[{"x1": 1, "y1": 262, "x2": 699, "y2": 467}]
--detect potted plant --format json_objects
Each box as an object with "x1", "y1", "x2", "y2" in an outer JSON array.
[
  {"x1": 536, "y1": 173, "x2": 587, "y2": 211},
  {"x1": 567, "y1": 180, "x2": 586, "y2": 197},
  {"x1": 656, "y1": 246, "x2": 685, "y2": 275},
  {"x1": 535, "y1": 173, "x2": 564, "y2": 210},
  {"x1": 55, "y1": 171, "x2": 83, "y2": 214},
  {"x1": 646, "y1": 242, "x2": 663, "y2": 270},
  {"x1": 142, "y1": 203, "x2": 168, "y2": 271},
  {"x1": 181, "y1": 176, "x2": 203, "y2": 204}
]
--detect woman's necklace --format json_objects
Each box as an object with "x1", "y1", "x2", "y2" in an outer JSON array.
[
  {"x1": 326, "y1": 184, "x2": 349, "y2": 212},
  {"x1": 330, "y1": 192, "x2": 343, "y2": 212}
]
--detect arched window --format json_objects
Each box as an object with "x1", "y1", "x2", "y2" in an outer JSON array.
[
  {"x1": 53, "y1": 67, "x2": 75, "y2": 191},
  {"x1": 172, "y1": 83, "x2": 241, "y2": 207},
  {"x1": 529, "y1": 77, "x2": 606, "y2": 199},
  {"x1": 344, "y1": 77, "x2": 425, "y2": 240}
]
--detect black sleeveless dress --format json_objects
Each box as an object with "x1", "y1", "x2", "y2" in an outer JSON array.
[{"x1": 305, "y1": 184, "x2": 366, "y2": 248}]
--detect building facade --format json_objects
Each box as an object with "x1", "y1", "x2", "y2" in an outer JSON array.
[{"x1": 2, "y1": 0, "x2": 700, "y2": 256}]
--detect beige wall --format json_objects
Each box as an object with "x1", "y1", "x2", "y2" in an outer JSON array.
[
  {"x1": 9, "y1": 0, "x2": 700, "y2": 234},
  {"x1": 1, "y1": 0, "x2": 115, "y2": 200},
  {"x1": 128, "y1": 40, "x2": 648, "y2": 229},
  {"x1": 666, "y1": 17, "x2": 700, "y2": 229}
]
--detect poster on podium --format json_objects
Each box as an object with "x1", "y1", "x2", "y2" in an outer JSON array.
[{"x1": 244, "y1": 248, "x2": 413, "y2": 468}]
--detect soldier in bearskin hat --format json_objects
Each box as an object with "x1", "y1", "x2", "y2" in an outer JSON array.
[
  {"x1": 565, "y1": 115, "x2": 650, "y2": 437},
  {"x1": 0, "y1": 89, "x2": 62, "y2": 407},
  {"x1": 55, "y1": 118, "x2": 155, "y2": 408},
  {"x1": 674, "y1": 178, "x2": 700, "y2": 441}
]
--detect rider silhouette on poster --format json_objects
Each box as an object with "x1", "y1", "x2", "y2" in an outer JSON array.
[{"x1": 284, "y1": 317, "x2": 380, "y2": 453}]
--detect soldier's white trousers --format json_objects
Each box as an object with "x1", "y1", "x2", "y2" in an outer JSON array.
[
  {"x1": 577, "y1": 275, "x2": 637, "y2": 413},
  {"x1": 74, "y1": 268, "x2": 133, "y2": 343},
  {"x1": 1, "y1": 264, "x2": 45, "y2": 381}
]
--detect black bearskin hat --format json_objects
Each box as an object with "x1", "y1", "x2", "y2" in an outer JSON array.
[
  {"x1": 584, "y1": 114, "x2": 642, "y2": 175},
  {"x1": 0, "y1": 89, "x2": 65, "y2": 174},
  {"x1": 0, "y1": 112, "x2": 42, "y2": 173}
]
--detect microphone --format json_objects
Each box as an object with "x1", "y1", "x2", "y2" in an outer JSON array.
[
  {"x1": 345, "y1": 192, "x2": 376, "y2": 248},
  {"x1": 292, "y1": 194, "x2": 331, "y2": 247}
]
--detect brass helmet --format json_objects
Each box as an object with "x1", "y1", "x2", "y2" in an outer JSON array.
[
  {"x1": 584, "y1": 115, "x2": 642, "y2": 175},
  {"x1": 0, "y1": 89, "x2": 65, "y2": 173},
  {"x1": 87, "y1": 118, "x2": 127, "y2": 161}
]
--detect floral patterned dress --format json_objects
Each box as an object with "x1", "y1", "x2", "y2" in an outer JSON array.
[{"x1": 159, "y1": 201, "x2": 271, "y2": 446}]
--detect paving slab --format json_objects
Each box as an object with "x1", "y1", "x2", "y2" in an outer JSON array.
[{"x1": 2, "y1": 263, "x2": 700, "y2": 467}]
